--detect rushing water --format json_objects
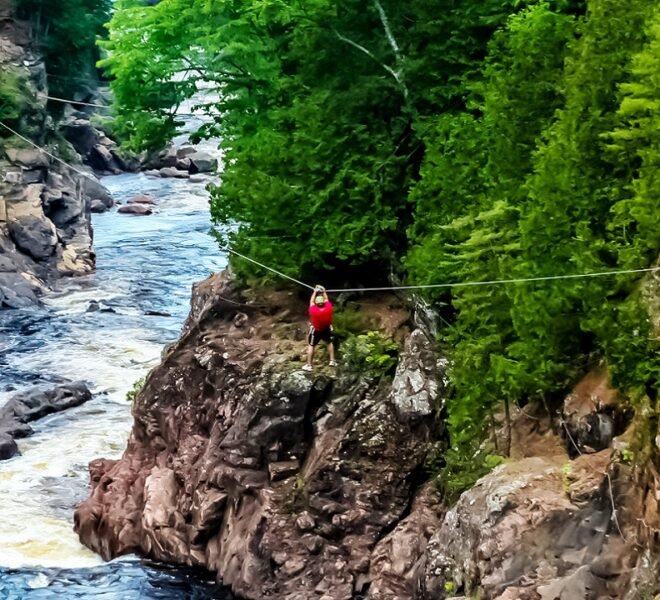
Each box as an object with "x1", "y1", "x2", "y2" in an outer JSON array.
[{"x1": 0, "y1": 173, "x2": 232, "y2": 598}]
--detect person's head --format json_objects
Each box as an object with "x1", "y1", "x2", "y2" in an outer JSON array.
[{"x1": 314, "y1": 293, "x2": 326, "y2": 307}]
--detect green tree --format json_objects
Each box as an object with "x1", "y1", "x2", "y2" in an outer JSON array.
[{"x1": 14, "y1": 0, "x2": 112, "y2": 100}]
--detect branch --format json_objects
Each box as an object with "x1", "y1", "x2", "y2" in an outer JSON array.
[
  {"x1": 372, "y1": 0, "x2": 408, "y2": 100},
  {"x1": 332, "y1": 28, "x2": 402, "y2": 88}
]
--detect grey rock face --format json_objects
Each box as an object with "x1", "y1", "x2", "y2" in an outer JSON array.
[
  {"x1": 419, "y1": 452, "x2": 636, "y2": 600},
  {"x1": 0, "y1": 381, "x2": 93, "y2": 461},
  {"x1": 0, "y1": 12, "x2": 101, "y2": 308},
  {"x1": 8, "y1": 215, "x2": 58, "y2": 261},
  {"x1": 82, "y1": 175, "x2": 114, "y2": 212},
  {"x1": 389, "y1": 329, "x2": 448, "y2": 421}
]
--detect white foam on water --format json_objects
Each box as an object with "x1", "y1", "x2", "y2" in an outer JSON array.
[{"x1": 0, "y1": 168, "x2": 226, "y2": 571}]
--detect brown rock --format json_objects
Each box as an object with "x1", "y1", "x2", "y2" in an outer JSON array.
[
  {"x1": 562, "y1": 368, "x2": 631, "y2": 456},
  {"x1": 159, "y1": 167, "x2": 189, "y2": 178},
  {"x1": 74, "y1": 273, "x2": 434, "y2": 600},
  {"x1": 128, "y1": 194, "x2": 156, "y2": 205},
  {"x1": 117, "y1": 204, "x2": 153, "y2": 216}
]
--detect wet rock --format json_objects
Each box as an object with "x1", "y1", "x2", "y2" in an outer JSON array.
[
  {"x1": 82, "y1": 175, "x2": 114, "y2": 212},
  {"x1": 144, "y1": 169, "x2": 161, "y2": 178},
  {"x1": 90, "y1": 199, "x2": 109, "y2": 213},
  {"x1": 2, "y1": 381, "x2": 92, "y2": 423},
  {"x1": 89, "y1": 143, "x2": 124, "y2": 174},
  {"x1": 118, "y1": 204, "x2": 153, "y2": 216},
  {"x1": 0, "y1": 433, "x2": 19, "y2": 460},
  {"x1": 176, "y1": 146, "x2": 197, "y2": 159},
  {"x1": 0, "y1": 272, "x2": 42, "y2": 308},
  {"x1": 159, "y1": 167, "x2": 189, "y2": 179},
  {"x1": 0, "y1": 381, "x2": 92, "y2": 461},
  {"x1": 128, "y1": 194, "x2": 156, "y2": 205}
]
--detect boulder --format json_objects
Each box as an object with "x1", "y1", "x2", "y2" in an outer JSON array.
[
  {"x1": 188, "y1": 151, "x2": 217, "y2": 174},
  {"x1": 118, "y1": 204, "x2": 153, "y2": 216},
  {"x1": 176, "y1": 158, "x2": 192, "y2": 171},
  {"x1": 176, "y1": 146, "x2": 197, "y2": 159},
  {"x1": 0, "y1": 272, "x2": 42, "y2": 308},
  {"x1": 7, "y1": 215, "x2": 58, "y2": 261},
  {"x1": 61, "y1": 118, "x2": 102, "y2": 157},
  {"x1": 128, "y1": 194, "x2": 156, "y2": 205},
  {"x1": 0, "y1": 434, "x2": 18, "y2": 460},
  {"x1": 1, "y1": 381, "x2": 92, "y2": 423},
  {"x1": 88, "y1": 144, "x2": 126, "y2": 173},
  {"x1": 159, "y1": 167, "x2": 189, "y2": 179},
  {"x1": 82, "y1": 175, "x2": 114, "y2": 211},
  {"x1": 0, "y1": 381, "x2": 93, "y2": 461},
  {"x1": 389, "y1": 329, "x2": 447, "y2": 422},
  {"x1": 562, "y1": 369, "x2": 631, "y2": 456},
  {"x1": 420, "y1": 453, "x2": 634, "y2": 599},
  {"x1": 90, "y1": 199, "x2": 109, "y2": 213}
]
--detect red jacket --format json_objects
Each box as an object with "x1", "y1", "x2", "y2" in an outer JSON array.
[{"x1": 309, "y1": 302, "x2": 333, "y2": 331}]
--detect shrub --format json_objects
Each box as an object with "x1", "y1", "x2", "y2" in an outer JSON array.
[{"x1": 341, "y1": 331, "x2": 399, "y2": 378}]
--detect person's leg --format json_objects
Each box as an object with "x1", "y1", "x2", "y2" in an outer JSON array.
[
  {"x1": 328, "y1": 341, "x2": 336, "y2": 364},
  {"x1": 307, "y1": 343, "x2": 315, "y2": 367}
]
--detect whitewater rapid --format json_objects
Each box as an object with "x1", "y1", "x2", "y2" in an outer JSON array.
[{"x1": 0, "y1": 173, "x2": 230, "y2": 598}]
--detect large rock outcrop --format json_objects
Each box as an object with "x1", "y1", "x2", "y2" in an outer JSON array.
[
  {"x1": 75, "y1": 272, "x2": 660, "y2": 599},
  {"x1": 0, "y1": 2, "x2": 114, "y2": 307},
  {"x1": 75, "y1": 273, "x2": 443, "y2": 599}
]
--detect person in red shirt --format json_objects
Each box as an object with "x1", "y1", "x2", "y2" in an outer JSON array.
[{"x1": 303, "y1": 285, "x2": 336, "y2": 371}]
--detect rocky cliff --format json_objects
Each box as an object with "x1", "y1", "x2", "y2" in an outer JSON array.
[
  {"x1": 75, "y1": 272, "x2": 660, "y2": 599},
  {"x1": 0, "y1": 2, "x2": 115, "y2": 308}
]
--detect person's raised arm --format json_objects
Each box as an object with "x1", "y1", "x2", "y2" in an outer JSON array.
[{"x1": 310, "y1": 285, "x2": 323, "y2": 307}]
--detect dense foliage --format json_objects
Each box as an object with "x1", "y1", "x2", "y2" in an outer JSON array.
[
  {"x1": 13, "y1": 0, "x2": 112, "y2": 99},
  {"x1": 103, "y1": 0, "x2": 660, "y2": 494}
]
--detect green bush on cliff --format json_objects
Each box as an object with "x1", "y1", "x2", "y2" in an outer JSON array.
[
  {"x1": 0, "y1": 67, "x2": 29, "y2": 127},
  {"x1": 342, "y1": 331, "x2": 399, "y2": 378}
]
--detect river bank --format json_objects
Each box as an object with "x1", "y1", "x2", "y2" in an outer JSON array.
[{"x1": 0, "y1": 172, "x2": 232, "y2": 598}]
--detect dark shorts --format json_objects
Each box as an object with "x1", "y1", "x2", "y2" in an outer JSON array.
[{"x1": 308, "y1": 325, "x2": 334, "y2": 347}]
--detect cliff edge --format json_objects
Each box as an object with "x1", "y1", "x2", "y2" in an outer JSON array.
[{"x1": 75, "y1": 272, "x2": 660, "y2": 599}]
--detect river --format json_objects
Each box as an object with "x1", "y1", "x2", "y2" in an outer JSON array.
[{"x1": 0, "y1": 172, "x2": 232, "y2": 598}]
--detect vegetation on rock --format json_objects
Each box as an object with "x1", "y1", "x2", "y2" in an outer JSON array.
[{"x1": 13, "y1": 0, "x2": 112, "y2": 100}]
